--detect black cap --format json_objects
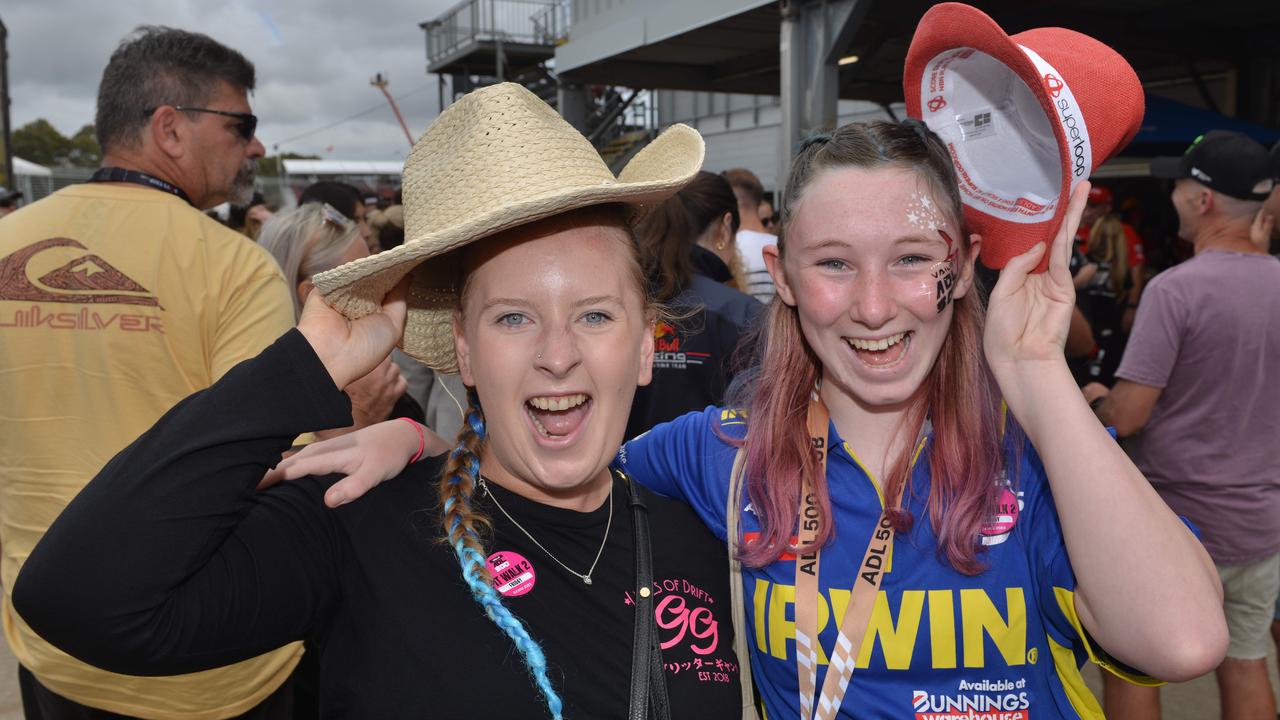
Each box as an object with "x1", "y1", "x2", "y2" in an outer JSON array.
[{"x1": 1150, "y1": 130, "x2": 1275, "y2": 201}]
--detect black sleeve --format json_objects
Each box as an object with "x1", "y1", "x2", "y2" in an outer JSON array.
[
  {"x1": 708, "y1": 309, "x2": 747, "y2": 398},
  {"x1": 13, "y1": 329, "x2": 356, "y2": 676}
]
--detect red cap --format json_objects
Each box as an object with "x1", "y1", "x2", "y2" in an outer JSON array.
[
  {"x1": 1087, "y1": 185, "x2": 1113, "y2": 205},
  {"x1": 904, "y1": 3, "x2": 1143, "y2": 271}
]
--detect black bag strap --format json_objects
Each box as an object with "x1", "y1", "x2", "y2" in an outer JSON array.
[{"x1": 625, "y1": 473, "x2": 671, "y2": 720}]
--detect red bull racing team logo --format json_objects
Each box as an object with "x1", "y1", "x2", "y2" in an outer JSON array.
[
  {"x1": 654, "y1": 320, "x2": 680, "y2": 352},
  {"x1": 652, "y1": 320, "x2": 710, "y2": 371}
]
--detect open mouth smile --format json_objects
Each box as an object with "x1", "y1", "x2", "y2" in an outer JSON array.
[
  {"x1": 524, "y1": 393, "x2": 593, "y2": 442},
  {"x1": 846, "y1": 331, "x2": 912, "y2": 369}
]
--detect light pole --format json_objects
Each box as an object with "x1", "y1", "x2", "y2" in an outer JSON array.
[{"x1": 371, "y1": 73, "x2": 415, "y2": 148}]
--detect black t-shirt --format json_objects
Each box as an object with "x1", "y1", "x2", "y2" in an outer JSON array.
[
  {"x1": 15, "y1": 330, "x2": 740, "y2": 719},
  {"x1": 627, "y1": 248, "x2": 763, "y2": 440},
  {"x1": 626, "y1": 304, "x2": 746, "y2": 440}
]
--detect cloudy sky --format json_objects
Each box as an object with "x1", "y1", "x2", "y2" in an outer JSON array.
[{"x1": 5, "y1": 0, "x2": 461, "y2": 161}]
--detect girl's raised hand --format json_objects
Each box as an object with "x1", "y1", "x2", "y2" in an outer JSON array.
[
  {"x1": 297, "y1": 279, "x2": 408, "y2": 391},
  {"x1": 984, "y1": 181, "x2": 1091, "y2": 384}
]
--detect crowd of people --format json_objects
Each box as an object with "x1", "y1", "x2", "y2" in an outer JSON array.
[{"x1": 0, "y1": 11, "x2": 1277, "y2": 720}]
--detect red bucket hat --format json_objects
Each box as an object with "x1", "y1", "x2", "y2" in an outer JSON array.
[{"x1": 904, "y1": 3, "x2": 1144, "y2": 271}]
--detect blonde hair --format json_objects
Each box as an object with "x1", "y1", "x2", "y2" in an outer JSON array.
[
  {"x1": 258, "y1": 204, "x2": 361, "y2": 319},
  {"x1": 1086, "y1": 215, "x2": 1128, "y2": 298}
]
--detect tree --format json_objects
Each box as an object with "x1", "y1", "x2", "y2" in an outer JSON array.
[
  {"x1": 10, "y1": 119, "x2": 100, "y2": 167},
  {"x1": 66, "y1": 125, "x2": 101, "y2": 168},
  {"x1": 12, "y1": 118, "x2": 66, "y2": 166}
]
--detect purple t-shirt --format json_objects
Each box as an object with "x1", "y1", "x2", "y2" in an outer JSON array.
[{"x1": 1116, "y1": 250, "x2": 1280, "y2": 565}]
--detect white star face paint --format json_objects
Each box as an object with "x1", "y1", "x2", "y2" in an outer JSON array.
[
  {"x1": 906, "y1": 190, "x2": 947, "y2": 233},
  {"x1": 904, "y1": 194, "x2": 961, "y2": 313}
]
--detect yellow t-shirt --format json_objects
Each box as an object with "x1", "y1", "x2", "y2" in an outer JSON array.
[{"x1": 0, "y1": 183, "x2": 303, "y2": 718}]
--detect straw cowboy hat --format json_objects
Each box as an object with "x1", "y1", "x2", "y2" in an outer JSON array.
[
  {"x1": 313, "y1": 82, "x2": 704, "y2": 372},
  {"x1": 904, "y1": 3, "x2": 1143, "y2": 270}
]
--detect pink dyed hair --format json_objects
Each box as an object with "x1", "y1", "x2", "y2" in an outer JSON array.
[{"x1": 723, "y1": 121, "x2": 1016, "y2": 574}]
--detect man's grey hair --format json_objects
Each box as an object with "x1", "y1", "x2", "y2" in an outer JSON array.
[
  {"x1": 95, "y1": 26, "x2": 256, "y2": 153},
  {"x1": 1185, "y1": 179, "x2": 1267, "y2": 222},
  {"x1": 1215, "y1": 192, "x2": 1265, "y2": 222}
]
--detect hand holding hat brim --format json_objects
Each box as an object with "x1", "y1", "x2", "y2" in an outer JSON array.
[
  {"x1": 298, "y1": 278, "x2": 408, "y2": 391},
  {"x1": 984, "y1": 181, "x2": 1091, "y2": 389}
]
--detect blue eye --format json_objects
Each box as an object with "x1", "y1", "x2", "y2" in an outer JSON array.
[
  {"x1": 497, "y1": 313, "x2": 527, "y2": 327},
  {"x1": 899, "y1": 255, "x2": 931, "y2": 267},
  {"x1": 582, "y1": 311, "x2": 612, "y2": 326},
  {"x1": 819, "y1": 259, "x2": 849, "y2": 271}
]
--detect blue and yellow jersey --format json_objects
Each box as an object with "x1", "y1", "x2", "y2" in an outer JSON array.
[{"x1": 617, "y1": 406, "x2": 1153, "y2": 720}]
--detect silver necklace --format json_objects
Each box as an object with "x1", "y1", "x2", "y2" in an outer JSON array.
[{"x1": 480, "y1": 474, "x2": 613, "y2": 586}]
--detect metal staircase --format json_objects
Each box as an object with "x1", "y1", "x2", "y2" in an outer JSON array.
[{"x1": 419, "y1": 0, "x2": 658, "y2": 169}]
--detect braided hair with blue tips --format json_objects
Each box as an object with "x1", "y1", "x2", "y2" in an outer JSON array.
[{"x1": 438, "y1": 389, "x2": 565, "y2": 720}]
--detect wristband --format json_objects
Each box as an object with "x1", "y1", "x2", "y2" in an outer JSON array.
[{"x1": 398, "y1": 418, "x2": 426, "y2": 463}]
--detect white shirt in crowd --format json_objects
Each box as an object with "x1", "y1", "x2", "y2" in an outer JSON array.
[{"x1": 736, "y1": 229, "x2": 777, "y2": 303}]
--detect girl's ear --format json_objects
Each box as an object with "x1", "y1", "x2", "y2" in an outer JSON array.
[
  {"x1": 953, "y1": 233, "x2": 982, "y2": 300},
  {"x1": 713, "y1": 212, "x2": 734, "y2": 251},
  {"x1": 296, "y1": 279, "x2": 314, "y2": 310},
  {"x1": 452, "y1": 311, "x2": 474, "y2": 386},
  {"x1": 763, "y1": 243, "x2": 795, "y2": 306},
  {"x1": 637, "y1": 312, "x2": 655, "y2": 387}
]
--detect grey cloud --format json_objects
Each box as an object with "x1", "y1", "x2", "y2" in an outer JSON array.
[{"x1": 5, "y1": 0, "x2": 458, "y2": 160}]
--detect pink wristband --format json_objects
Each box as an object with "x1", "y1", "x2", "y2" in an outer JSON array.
[{"x1": 398, "y1": 418, "x2": 426, "y2": 463}]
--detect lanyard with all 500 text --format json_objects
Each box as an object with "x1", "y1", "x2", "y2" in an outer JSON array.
[{"x1": 794, "y1": 389, "x2": 918, "y2": 720}]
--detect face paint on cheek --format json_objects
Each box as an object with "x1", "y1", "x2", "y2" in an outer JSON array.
[
  {"x1": 931, "y1": 260, "x2": 957, "y2": 314},
  {"x1": 933, "y1": 228, "x2": 960, "y2": 314}
]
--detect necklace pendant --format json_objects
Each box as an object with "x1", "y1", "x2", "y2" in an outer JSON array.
[{"x1": 583, "y1": 576, "x2": 593, "y2": 586}]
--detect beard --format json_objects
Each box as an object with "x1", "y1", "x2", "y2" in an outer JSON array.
[{"x1": 227, "y1": 159, "x2": 258, "y2": 206}]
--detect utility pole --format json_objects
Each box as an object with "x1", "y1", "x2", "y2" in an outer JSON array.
[
  {"x1": 0, "y1": 18, "x2": 12, "y2": 189},
  {"x1": 371, "y1": 73, "x2": 415, "y2": 148}
]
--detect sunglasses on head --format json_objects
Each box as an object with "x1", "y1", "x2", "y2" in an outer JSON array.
[
  {"x1": 319, "y1": 203, "x2": 353, "y2": 230},
  {"x1": 144, "y1": 106, "x2": 258, "y2": 141}
]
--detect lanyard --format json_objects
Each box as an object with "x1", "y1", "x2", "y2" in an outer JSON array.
[
  {"x1": 90, "y1": 167, "x2": 193, "y2": 206},
  {"x1": 794, "y1": 392, "x2": 921, "y2": 720}
]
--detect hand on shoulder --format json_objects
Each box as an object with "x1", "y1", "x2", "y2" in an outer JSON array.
[{"x1": 261, "y1": 417, "x2": 447, "y2": 507}]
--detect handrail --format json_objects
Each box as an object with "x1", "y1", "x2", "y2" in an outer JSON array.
[
  {"x1": 531, "y1": 0, "x2": 570, "y2": 45},
  {"x1": 590, "y1": 90, "x2": 661, "y2": 153},
  {"x1": 424, "y1": 0, "x2": 562, "y2": 65}
]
